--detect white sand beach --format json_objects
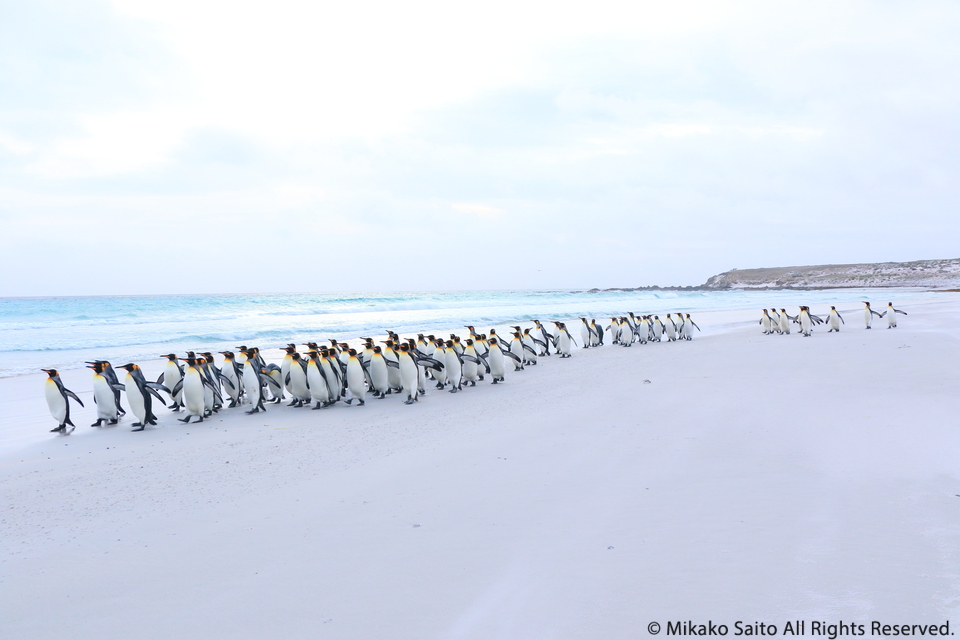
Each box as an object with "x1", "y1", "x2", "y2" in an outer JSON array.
[{"x1": 2, "y1": 296, "x2": 959, "y2": 639}]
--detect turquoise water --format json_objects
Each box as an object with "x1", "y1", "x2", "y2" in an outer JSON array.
[{"x1": 0, "y1": 288, "x2": 932, "y2": 376}]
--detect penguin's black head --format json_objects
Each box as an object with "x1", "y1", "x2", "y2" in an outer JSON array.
[
  {"x1": 372, "y1": 346, "x2": 382, "y2": 354},
  {"x1": 42, "y1": 368, "x2": 58, "y2": 378},
  {"x1": 162, "y1": 354, "x2": 177, "y2": 361},
  {"x1": 348, "y1": 349, "x2": 358, "y2": 356},
  {"x1": 291, "y1": 352, "x2": 301, "y2": 360},
  {"x1": 284, "y1": 346, "x2": 296, "y2": 354},
  {"x1": 398, "y1": 343, "x2": 409, "y2": 352},
  {"x1": 220, "y1": 351, "x2": 234, "y2": 359},
  {"x1": 117, "y1": 363, "x2": 136, "y2": 371}
]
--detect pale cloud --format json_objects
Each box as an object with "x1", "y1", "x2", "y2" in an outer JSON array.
[
  {"x1": 1, "y1": 0, "x2": 959, "y2": 295},
  {"x1": 452, "y1": 203, "x2": 505, "y2": 219}
]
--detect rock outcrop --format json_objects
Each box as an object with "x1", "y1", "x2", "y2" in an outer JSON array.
[{"x1": 701, "y1": 258, "x2": 960, "y2": 290}]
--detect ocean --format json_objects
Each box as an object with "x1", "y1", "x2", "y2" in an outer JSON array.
[{"x1": 0, "y1": 288, "x2": 934, "y2": 377}]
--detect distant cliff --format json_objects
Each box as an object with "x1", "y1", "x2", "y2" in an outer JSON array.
[{"x1": 700, "y1": 258, "x2": 960, "y2": 290}]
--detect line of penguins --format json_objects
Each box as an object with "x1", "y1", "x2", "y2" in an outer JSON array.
[
  {"x1": 760, "y1": 301, "x2": 908, "y2": 337},
  {"x1": 42, "y1": 314, "x2": 698, "y2": 435}
]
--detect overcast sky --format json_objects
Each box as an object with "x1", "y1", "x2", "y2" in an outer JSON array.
[{"x1": 2, "y1": 0, "x2": 959, "y2": 296}]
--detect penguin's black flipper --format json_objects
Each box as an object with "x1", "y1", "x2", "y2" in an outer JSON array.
[
  {"x1": 502, "y1": 350, "x2": 522, "y2": 363},
  {"x1": 531, "y1": 337, "x2": 547, "y2": 349},
  {"x1": 414, "y1": 357, "x2": 444, "y2": 372},
  {"x1": 838, "y1": 314, "x2": 845, "y2": 324},
  {"x1": 385, "y1": 359, "x2": 400, "y2": 369},
  {"x1": 172, "y1": 380, "x2": 184, "y2": 396},
  {"x1": 147, "y1": 381, "x2": 170, "y2": 395},
  {"x1": 157, "y1": 372, "x2": 165, "y2": 385},
  {"x1": 461, "y1": 355, "x2": 480, "y2": 364},
  {"x1": 65, "y1": 389, "x2": 84, "y2": 407},
  {"x1": 522, "y1": 344, "x2": 537, "y2": 355},
  {"x1": 111, "y1": 383, "x2": 126, "y2": 392},
  {"x1": 896, "y1": 309, "x2": 908, "y2": 315},
  {"x1": 478, "y1": 356, "x2": 491, "y2": 373},
  {"x1": 218, "y1": 373, "x2": 235, "y2": 391},
  {"x1": 871, "y1": 310, "x2": 883, "y2": 317},
  {"x1": 146, "y1": 385, "x2": 166, "y2": 403}
]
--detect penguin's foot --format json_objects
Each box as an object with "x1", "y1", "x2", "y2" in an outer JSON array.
[
  {"x1": 345, "y1": 398, "x2": 353, "y2": 405},
  {"x1": 287, "y1": 400, "x2": 299, "y2": 407},
  {"x1": 358, "y1": 400, "x2": 365, "y2": 406},
  {"x1": 132, "y1": 422, "x2": 143, "y2": 427},
  {"x1": 91, "y1": 420, "x2": 103, "y2": 427},
  {"x1": 51, "y1": 425, "x2": 65, "y2": 433},
  {"x1": 245, "y1": 408, "x2": 260, "y2": 415},
  {"x1": 449, "y1": 388, "x2": 458, "y2": 393},
  {"x1": 403, "y1": 398, "x2": 415, "y2": 405},
  {"x1": 109, "y1": 419, "x2": 118, "y2": 425},
  {"x1": 132, "y1": 425, "x2": 145, "y2": 431},
  {"x1": 179, "y1": 417, "x2": 192, "y2": 423},
  {"x1": 492, "y1": 380, "x2": 499, "y2": 384},
  {"x1": 435, "y1": 383, "x2": 444, "y2": 390}
]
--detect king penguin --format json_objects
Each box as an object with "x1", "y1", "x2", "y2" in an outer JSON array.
[{"x1": 43, "y1": 368, "x2": 84, "y2": 434}]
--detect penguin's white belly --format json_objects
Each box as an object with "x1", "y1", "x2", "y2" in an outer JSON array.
[
  {"x1": 45, "y1": 381, "x2": 67, "y2": 424},
  {"x1": 371, "y1": 359, "x2": 388, "y2": 393},
  {"x1": 346, "y1": 363, "x2": 365, "y2": 399},
  {"x1": 127, "y1": 380, "x2": 147, "y2": 423},
  {"x1": 183, "y1": 371, "x2": 205, "y2": 416},
  {"x1": 307, "y1": 364, "x2": 328, "y2": 403},
  {"x1": 290, "y1": 366, "x2": 310, "y2": 401},
  {"x1": 489, "y1": 350, "x2": 505, "y2": 377},
  {"x1": 93, "y1": 377, "x2": 117, "y2": 420},
  {"x1": 864, "y1": 309, "x2": 872, "y2": 328},
  {"x1": 444, "y1": 351, "x2": 462, "y2": 384},
  {"x1": 399, "y1": 358, "x2": 418, "y2": 397}
]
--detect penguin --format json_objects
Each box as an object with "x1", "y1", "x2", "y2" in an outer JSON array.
[
  {"x1": 651, "y1": 316, "x2": 664, "y2": 342},
  {"x1": 768, "y1": 309, "x2": 782, "y2": 334},
  {"x1": 319, "y1": 347, "x2": 344, "y2": 403},
  {"x1": 430, "y1": 340, "x2": 448, "y2": 389},
  {"x1": 218, "y1": 351, "x2": 243, "y2": 407},
  {"x1": 863, "y1": 302, "x2": 882, "y2": 329},
  {"x1": 553, "y1": 321, "x2": 577, "y2": 357},
  {"x1": 343, "y1": 349, "x2": 367, "y2": 406},
  {"x1": 116, "y1": 363, "x2": 166, "y2": 430},
  {"x1": 87, "y1": 361, "x2": 123, "y2": 426},
  {"x1": 798, "y1": 306, "x2": 813, "y2": 337},
  {"x1": 533, "y1": 320, "x2": 553, "y2": 355},
  {"x1": 826, "y1": 306, "x2": 845, "y2": 332},
  {"x1": 174, "y1": 355, "x2": 212, "y2": 423},
  {"x1": 461, "y1": 338, "x2": 488, "y2": 385},
  {"x1": 368, "y1": 346, "x2": 390, "y2": 399},
  {"x1": 487, "y1": 337, "x2": 507, "y2": 383},
  {"x1": 590, "y1": 319, "x2": 604, "y2": 346},
  {"x1": 760, "y1": 309, "x2": 773, "y2": 335},
  {"x1": 158, "y1": 354, "x2": 184, "y2": 410},
  {"x1": 579, "y1": 318, "x2": 591, "y2": 349},
  {"x1": 381, "y1": 340, "x2": 403, "y2": 392},
  {"x1": 239, "y1": 349, "x2": 267, "y2": 415},
  {"x1": 520, "y1": 328, "x2": 539, "y2": 365},
  {"x1": 285, "y1": 352, "x2": 311, "y2": 407},
  {"x1": 262, "y1": 364, "x2": 286, "y2": 403},
  {"x1": 508, "y1": 332, "x2": 526, "y2": 371},
  {"x1": 665, "y1": 314, "x2": 678, "y2": 341},
  {"x1": 682, "y1": 314, "x2": 700, "y2": 340},
  {"x1": 396, "y1": 343, "x2": 421, "y2": 404},
  {"x1": 42, "y1": 368, "x2": 84, "y2": 434},
  {"x1": 443, "y1": 340, "x2": 463, "y2": 392},
  {"x1": 778, "y1": 309, "x2": 792, "y2": 335},
  {"x1": 881, "y1": 302, "x2": 908, "y2": 328},
  {"x1": 617, "y1": 317, "x2": 634, "y2": 346},
  {"x1": 305, "y1": 351, "x2": 331, "y2": 408}
]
